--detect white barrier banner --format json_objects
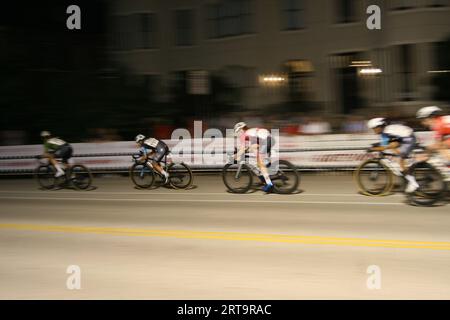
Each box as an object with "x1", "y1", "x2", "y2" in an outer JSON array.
[{"x1": 0, "y1": 132, "x2": 435, "y2": 172}]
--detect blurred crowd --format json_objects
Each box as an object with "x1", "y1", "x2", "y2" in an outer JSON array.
[{"x1": 0, "y1": 111, "x2": 438, "y2": 145}]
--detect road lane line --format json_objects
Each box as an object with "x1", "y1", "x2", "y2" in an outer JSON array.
[
  {"x1": 0, "y1": 190, "x2": 403, "y2": 197},
  {"x1": 0, "y1": 196, "x2": 403, "y2": 205},
  {"x1": 1, "y1": 223, "x2": 449, "y2": 250}
]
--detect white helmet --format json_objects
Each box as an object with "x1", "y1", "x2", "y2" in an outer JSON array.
[
  {"x1": 234, "y1": 122, "x2": 247, "y2": 134},
  {"x1": 135, "y1": 134, "x2": 145, "y2": 143},
  {"x1": 367, "y1": 118, "x2": 387, "y2": 129},
  {"x1": 40, "y1": 131, "x2": 51, "y2": 138},
  {"x1": 416, "y1": 106, "x2": 442, "y2": 119}
]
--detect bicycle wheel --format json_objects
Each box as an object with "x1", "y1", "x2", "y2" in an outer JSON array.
[
  {"x1": 70, "y1": 165, "x2": 93, "y2": 190},
  {"x1": 222, "y1": 163, "x2": 253, "y2": 193},
  {"x1": 129, "y1": 163, "x2": 155, "y2": 189},
  {"x1": 34, "y1": 165, "x2": 56, "y2": 189},
  {"x1": 167, "y1": 162, "x2": 193, "y2": 189},
  {"x1": 272, "y1": 160, "x2": 300, "y2": 194},
  {"x1": 407, "y1": 162, "x2": 447, "y2": 206},
  {"x1": 355, "y1": 159, "x2": 393, "y2": 196}
]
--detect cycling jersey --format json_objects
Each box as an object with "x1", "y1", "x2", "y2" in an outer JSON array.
[
  {"x1": 240, "y1": 128, "x2": 273, "y2": 156},
  {"x1": 380, "y1": 124, "x2": 415, "y2": 159},
  {"x1": 140, "y1": 138, "x2": 169, "y2": 162},
  {"x1": 432, "y1": 115, "x2": 450, "y2": 142},
  {"x1": 44, "y1": 137, "x2": 72, "y2": 162},
  {"x1": 381, "y1": 124, "x2": 414, "y2": 144},
  {"x1": 44, "y1": 137, "x2": 68, "y2": 153}
]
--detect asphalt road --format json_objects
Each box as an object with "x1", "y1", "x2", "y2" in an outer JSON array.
[{"x1": 0, "y1": 174, "x2": 449, "y2": 299}]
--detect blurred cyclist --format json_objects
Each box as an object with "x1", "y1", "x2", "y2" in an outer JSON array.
[
  {"x1": 234, "y1": 122, "x2": 274, "y2": 192},
  {"x1": 135, "y1": 134, "x2": 169, "y2": 184},
  {"x1": 416, "y1": 106, "x2": 450, "y2": 162},
  {"x1": 40, "y1": 131, "x2": 73, "y2": 177},
  {"x1": 367, "y1": 118, "x2": 419, "y2": 193}
]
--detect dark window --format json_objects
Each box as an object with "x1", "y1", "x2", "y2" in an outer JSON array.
[
  {"x1": 391, "y1": 0, "x2": 415, "y2": 10},
  {"x1": 137, "y1": 13, "x2": 157, "y2": 49},
  {"x1": 281, "y1": 0, "x2": 305, "y2": 30},
  {"x1": 426, "y1": 0, "x2": 449, "y2": 7},
  {"x1": 175, "y1": 10, "x2": 194, "y2": 46},
  {"x1": 206, "y1": 0, "x2": 252, "y2": 39},
  {"x1": 336, "y1": 0, "x2": 356, "y2": 23},
  {"x1": 397, "y1": 44, "x2": 415, "y2": 100}
]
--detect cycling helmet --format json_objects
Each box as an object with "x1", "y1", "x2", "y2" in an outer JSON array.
[
  {"x1": 367, "y1": 118, "x2": 387, "y2": 129},
  {"x1": 40, "y1": 131, "x2": 51, "y2": 138},
  {"x1": 234, "y1": 122, "x2": 247, "y2": 134},
  {"x1": 416, "y1": 106, "x2": 442, "y2": 119},
  {"x1": 135, "y1": 134, "x2": 145, "y2": 143}
]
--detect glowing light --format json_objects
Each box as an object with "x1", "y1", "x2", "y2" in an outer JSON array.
[
  {"x1": 350, "y1": 60, "x2": 372, "y2": 67},
  {"x1": 359, "y1": 68, "x2": 382, "y2": 75},
  {"x1": 427, "y1": 70, "x2": 450, "y2": 73},
  {"x1": 259, "y1": 74, "x2": 287, "y2": 85}
]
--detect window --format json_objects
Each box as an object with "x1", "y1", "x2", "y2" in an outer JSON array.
[
  {"x1": 175, "y1": 10, "x2": 194, "y2": 46},
  {"x1": 336, "y1": 0, "x2": 356, "y2": 23},
  {"x1": 426, "y1": 0, "x2": 449, "y2": 7},
  {"x1": 396, "y1": 44, "x2": 416, "y2": 100},
  {"x1": 137, "y1": 13, "x2": 157, "y2": 49},
  {"x1": 281, "y1": 0, "x2": 305, "y2": 30},
  {"x1": 114, "y1": 13, "x2": 157, "y2": 51},
  {"x1": 391, "y1": 0, "x2": 416, "y2": 10},
  {"x1": 206, "y1": 0, "x2": 252, "y2": 39}
]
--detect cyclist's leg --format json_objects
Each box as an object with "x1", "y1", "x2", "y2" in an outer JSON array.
[
  {"x1": 61, "y1": 145, "x2": 73, "y2": 168},
  {"x1": 49, "y1": 149, "x2": 65, "y2": 176},
  {"x1": 255, "y1": 142, "x2": 272, "y2": 189},
  {"x1": 401, "y1": 137, "x2": 419, "y2": 192},
  {"x1": 152, "y1": 143, "x2": 169, "y2": 181},
  {"x1": 438, "y1": 137, "x2": 450, "y2": 162}
]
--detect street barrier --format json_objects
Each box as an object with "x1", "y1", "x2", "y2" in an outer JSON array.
[{"x1": 0, "y1": 132, "x2": 434, "y2": 173}]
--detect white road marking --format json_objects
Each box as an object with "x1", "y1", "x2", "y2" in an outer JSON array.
[
  {"x1": 0, "y1": 190, "x2": 403, "y2": 197},
  {"x1": 0, "y1": 196, "x2": 404, "y2": 206}
]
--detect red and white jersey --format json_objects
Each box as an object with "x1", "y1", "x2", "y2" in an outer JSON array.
[
  {"x1": 433, "y1": 115, "x2": 450, "y2": 140},
  {"x1": 240, "y1": 128, "x2": 271, "y2": 145}
]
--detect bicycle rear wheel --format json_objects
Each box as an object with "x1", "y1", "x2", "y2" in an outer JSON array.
[
  {"x1": 407, "y1": 162, "x2": 447, "y2": 206},
  {"x1": 34, "y1": 165, "x2": 56, "y2": 189},
  {"x1": 130, "y1": 163, "x2": 155, "y2": 189},
  {"x1": 272, "y1": 160, "x2": 300, "y2": 194},
  {"x1": 70, "y1": 165, "x2": 93, "y2": 190},
  {"x1": 355, "y1": 159, "x2": 393, "y2": 196},
  {"x1": 167, "y1": 162, "x2": 193, "y2": 189},
  {"x1": 222, "y1": 163, "x2": 253, "y2": 193}
]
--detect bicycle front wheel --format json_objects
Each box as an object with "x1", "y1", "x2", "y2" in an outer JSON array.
[
  {"x1": 34, "y1": 165, "x2": 57, "y2": 190},
  {"x1": 130, "y1": 163, "x2": 155, "y2": 189},
  {"x1": 272, "y1": 160, "x2": 300, "y2": 194},
  {"x1": 222, "y1": 163, "x2": 253, "y2": 193},
  {"x1": 354, "y1": 159, "x2": 393, "y2": 196},
  {"x1": 167, "y1": 162, "x2": 193, "y2": 189},
  {"x1": 70, "y1": 165, "x2": 93, "y2": 190}
]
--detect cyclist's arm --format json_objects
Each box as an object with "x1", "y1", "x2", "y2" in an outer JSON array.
[{"x1": 371, "y1": 141, "x2": 399, "y2": 152}]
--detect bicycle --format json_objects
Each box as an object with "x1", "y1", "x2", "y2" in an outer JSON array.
[
  {"x1": 129, "y1": 152, "x2": 193, "y2": 190},
  {"x1": 406, "y1": 149, "x2": 449, "y2": 206},
  {"x1": 222, "y1": 152, "x2": 300, "y2": 194},
  {"x1": 354, "y1": 147, "x2": 406, "y2": 196},
  {"x1": 34, "y1": 157, "x2": 93, "y2": 190}
]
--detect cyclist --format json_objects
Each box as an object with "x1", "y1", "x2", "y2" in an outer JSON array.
[
  {"x1": 135, "y1": 134, "x2": 170, "y2": 184},
  {"x1": 416, "y1": 106, "x2": 450, "y2": 162},
  {"x1": 367, "y1": 118, "x2": 419, "y2": 193},
  {"x1": 234, "y1": 122, "x2": 274, "y2": 192},
  {"x1": 40, "y1": 131, "x2": 73, "y2": 177}
]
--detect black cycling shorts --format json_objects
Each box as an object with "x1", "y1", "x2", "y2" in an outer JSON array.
[
  {"x1": 53, "y1": 144, "x2": 73, "y2": 163},
  {"x1": 152, "y1": 141, "x2": 169, "y2": 162}
]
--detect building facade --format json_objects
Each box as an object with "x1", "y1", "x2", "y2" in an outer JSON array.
[{"x1": 109, "y1": 0, "x2": 450, "y2": 115}]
